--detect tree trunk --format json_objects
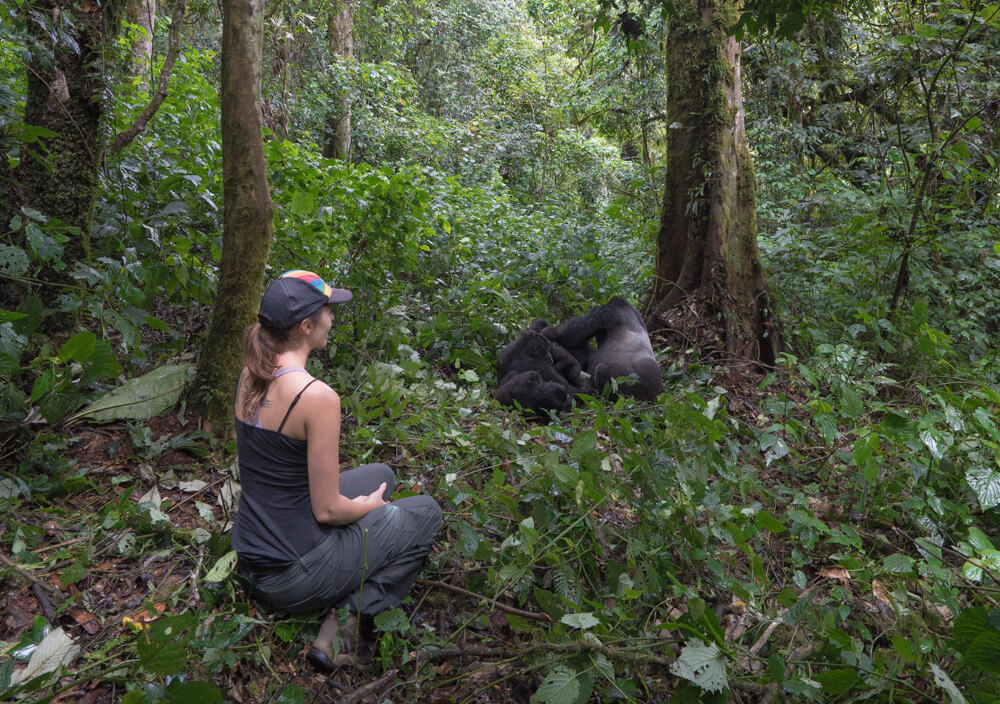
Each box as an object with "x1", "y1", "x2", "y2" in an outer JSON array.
[
  {"x1": 126, "y1": 0, "x2": 157, "y2": 91},
  {"x1": 322, "y1": 0, "x2": 353, "y2": 161},
  {"x1": 196, "y1": 0, "x2": 275, "y2": 432},
  {"x1": 21, "y1": 0, "x2": 127, "y2": 267},
  {"x1": 648, "y1": 0, "x2": 777, "y2": 365}
]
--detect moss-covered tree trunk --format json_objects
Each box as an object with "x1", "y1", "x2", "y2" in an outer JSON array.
[
  {"x1": 648, "y1": 0, "x2": 777, "y2": 365},
  {"x1": 20, "y1": 0, "x2": 126, "y2": 267},
  {"x1": 195, "y1": 0, "x2": 274, "y2": 432},
  {"x1": 322, "y1": 0, "x2": 353, "y2": 161}
]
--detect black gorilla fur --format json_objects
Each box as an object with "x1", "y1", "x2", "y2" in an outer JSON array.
[
  {"x1": 549, "y1": 297, "x2": 663, "y2": 401},
  {"x1": 495, "y1": 328, "x2": 590, "y2": 413},
  {"x1": 494, "y1": 298, "x2": 662, "y2": 414}
]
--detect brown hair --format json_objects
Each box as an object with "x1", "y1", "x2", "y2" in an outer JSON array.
[{"x1": 239, "y1": 308, "x2": 328, "y2": 420}]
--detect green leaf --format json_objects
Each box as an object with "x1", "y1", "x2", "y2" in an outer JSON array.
[
  {"x1": 929, "y1": 663, "x2": 970, "y2": 704},
  {"x1": 533, "y1": 664, "x2": 581, "y2": 704},
  {"x1": 29, "y1": 369, "x2": 55, "y2": 404},
  {"x1": 164, "y1": 680, "x2": 223, "y2": 703},
  {"x1": 592, "y1": 654, "x2": 614, "y2": 681},
  {"x1": 560, "y1": 612, "x2": 600, "y2": 630},
  {"x1": 813, "y1": 668, "x2": 858, "y2": 695},
  {"x1": 767, "y1": 653, "x2": 785, "y2": 684},
  {"x1": 68, "y1": 363, "x2": 194, "y2": 423},
  {"x1": 965, "y1": 630, "x2": 1000, "y2": 673},
  {"x1": 883, "y1": 554, "x2": 915, "y2": 574},
  {"x1": 203, "y1": 551, "x2": 238, "y2": 583},
  {"x1": 669, "y1": 638, "x2": 728, "y2": 693},
  {"x1": 754, "y1": 509, "x2": 787, "y2": 533},
  {"x1": 136, "y1": 614, "x2": 197, "y2": 676},
  {"x1": 839, "y1": 389, "x2": 863, "y2": 418},
  {"x1": 965, "y1": 467, "x2": 1000, "y2": 510},
  {"x1": 57, "y1": 331, "x2": 96, "y2": 363},
  {"x1": 274, "y1": 684, "x2": 306, "y2": 704},
  {"x1": 967, "y1": 527, "x2": 996, "y2": 553},
  {"x1": 0, "y1": 244, "x2": 29, "y2": 277}
]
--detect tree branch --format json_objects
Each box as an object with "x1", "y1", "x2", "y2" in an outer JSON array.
[
  {"x1": 416, "y1": 578, "x2": 552, "y2": 621},
  {"x1": 108, "y1": 0, "x2": 190, "y2": 156}
]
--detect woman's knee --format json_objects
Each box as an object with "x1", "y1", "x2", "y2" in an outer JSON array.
[
  {"x1": 351, "y1": 462, "x2": 396, "y2": 494},
  {"x1": 403, "y1": 494, "x2": 442, "y2": 535}
]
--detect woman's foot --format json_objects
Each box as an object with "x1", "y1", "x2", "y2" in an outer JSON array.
[{"x1": 306, "y1": 610, "x2": 370, "y2": 671}]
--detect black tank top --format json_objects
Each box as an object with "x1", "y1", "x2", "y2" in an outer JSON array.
[{"x1": 231, "y1": 372, "x2": 330, "y2": 568}]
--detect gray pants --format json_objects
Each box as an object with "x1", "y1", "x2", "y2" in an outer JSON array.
[{"x1": 239, "y1": 463, "x2": 442, "y2": 615}]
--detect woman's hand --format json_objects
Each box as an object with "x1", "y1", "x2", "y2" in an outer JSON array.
[{"x1": 351, "y1": 482, "x2": 389, "y2": 511}]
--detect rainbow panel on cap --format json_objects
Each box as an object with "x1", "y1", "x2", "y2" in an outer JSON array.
[{"x1": 280, "y1": 270, "x2": 333, "y2": 299}]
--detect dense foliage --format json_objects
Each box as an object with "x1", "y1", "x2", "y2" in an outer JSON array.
[{"x1": 1, "y1": 0, "x2": 998, "y2": 702}]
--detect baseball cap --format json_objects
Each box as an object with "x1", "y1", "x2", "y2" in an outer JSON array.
[{"x1": 258, "y1": 270, "x2": 353, "y2": 328}]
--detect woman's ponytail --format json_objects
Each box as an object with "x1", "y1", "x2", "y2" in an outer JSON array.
[{"x1": 241, "y1": 321, "x2": 293, "y2": 420}]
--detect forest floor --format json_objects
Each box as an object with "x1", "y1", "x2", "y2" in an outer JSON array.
[{"x1": 1, "y1": 325, "x2": 955, "y2": 702}]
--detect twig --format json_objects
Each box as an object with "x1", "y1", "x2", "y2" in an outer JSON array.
[
  {"x1": 337, "y1": 668, "x2": 398, "y2": 704},
  {"x1": 416, "y1": 578, "x2": 551, "y2": 622},
  {"x1": 0, "y1": 552, "x2": 66, "y2": 601},
  {"x1": 188, "y1": 547, "x2": 205, "y2": 606},
  {"x1": 34, "y1": 536, "x2": 91, "y2": 555}
]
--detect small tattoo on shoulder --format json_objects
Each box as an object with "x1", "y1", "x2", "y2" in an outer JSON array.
[{"x1": 261, "y1": 398, "x2": 273, "y2": 408}]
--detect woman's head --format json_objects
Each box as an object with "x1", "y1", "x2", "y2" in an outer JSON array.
[
  {"x1": 258, "y1": 270, "x2": 352, "y2": 328},
  {"x1": 239, "y1": 271, "x2": 352, "y2": 419}
]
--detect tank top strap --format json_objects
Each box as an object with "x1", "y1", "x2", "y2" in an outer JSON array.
[{"x1": 277, "y1": 379, "x2": 319, "y2": 433}]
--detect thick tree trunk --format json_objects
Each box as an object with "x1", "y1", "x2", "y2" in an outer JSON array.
[
  {"x1": 322, "y1": 0, "x2": 353, "y2": 161},
  {"x1": 21, "y1": 0, "x2": 126, "y2": 266},
  {"x1": 648, "y1": 0, "x2": 777, "y2": 365},
  {"x1": 196, "y1": 0, "x2": 275, "y2": 432},
  {"x1": 126, "y1": 0, "x2": 157, "y2": 91}
]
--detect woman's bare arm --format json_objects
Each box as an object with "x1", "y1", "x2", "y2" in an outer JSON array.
[{"x1": 304, "y1": 385, "x2": 387, "y2": 524}]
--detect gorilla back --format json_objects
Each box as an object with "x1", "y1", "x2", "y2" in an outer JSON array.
[{"x1": 552, "y1": 297, "x2": 663, "y2": 401}]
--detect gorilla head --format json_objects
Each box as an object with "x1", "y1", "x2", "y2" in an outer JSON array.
[{"x1": 496, "y1": 330, "x2": 554, "y2": 383}]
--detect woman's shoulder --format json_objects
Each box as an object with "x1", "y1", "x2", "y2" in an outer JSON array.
[{"x1": 299, "y1": 376, "x2": 340, "y2": 404}]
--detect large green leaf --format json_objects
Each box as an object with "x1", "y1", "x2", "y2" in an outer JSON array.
[
  {"x1": 533, "y1": 665, "x2": 583, "y2": 704},
  {"x1": 669, "y1": 638, "x2": 728, "y2": 693},
  {"x1": 965, "y1": 467, "x2": 1000, "y2": 510},
  {"x1": 67, "y1": 363, "x2": 194, "y2": 423},
  {"x1": 136, "y1": 614, "x2": 198, "y2": 677}
]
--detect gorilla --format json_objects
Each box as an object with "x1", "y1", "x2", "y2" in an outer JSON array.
[
  {"x1": 495, "y1": 371, "x2": 574, "y2": 414},
  {"x1": 547, "y1": 297, "x2": 663, "y2": 401},
  {"x1": 495, "y1": 327, "x2": 590, "y2": 414}
]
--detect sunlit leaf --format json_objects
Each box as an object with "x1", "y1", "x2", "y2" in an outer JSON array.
[
  {"x1": 670, "y1": 638, "x2": 728, "y2": 693},
  {"x1": 10, "y1": 627, "x2": 80, "y2": 684}
]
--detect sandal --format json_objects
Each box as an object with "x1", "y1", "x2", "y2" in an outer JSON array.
[{"x1": 307, "y1": 610, "x2": 371, "y2": 671}]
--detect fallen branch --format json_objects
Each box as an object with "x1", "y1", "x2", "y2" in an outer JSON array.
[
  {"x1": 0, "y1": 552, "x2": 66, "y2": 602},
  {"x1": 108, "y1": 0, "x2": 190, "y2": 156},
  {"x1": 32, "y1": 583, "x2": 58, "y2": 622},
  {"x1": 411, "y1": 640, "x2": 677, "y2": 670},
  {"x1": 337, "y1": 668, "x2": 398, "y2": 704},
  {"x1": 416, "y1": 578, "x2": 552, "y2": 622}
]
